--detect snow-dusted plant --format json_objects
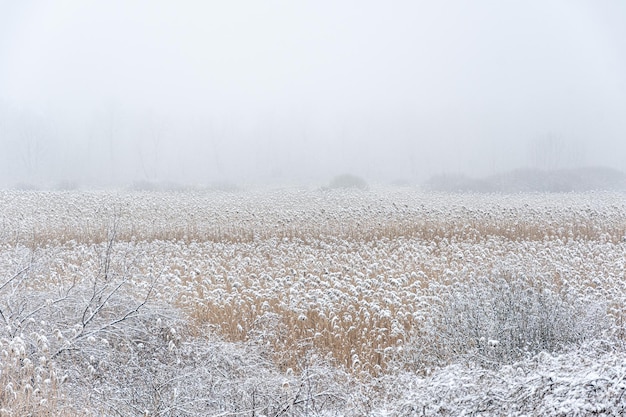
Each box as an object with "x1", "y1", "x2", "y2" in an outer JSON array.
[
  {"x1": 375, "y1": 341, "x2": 626, "y2": 416},
  {"x1": 399, "y1": 273, "x2": 612, "y2": 370},
  {"x1": 0, "y1": 224, "x2": 363, "y2": 416}
]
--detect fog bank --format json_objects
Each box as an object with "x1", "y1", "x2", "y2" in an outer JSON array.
[{"x1": 1, "y1": 1, "x2": 625, "y2": 187}]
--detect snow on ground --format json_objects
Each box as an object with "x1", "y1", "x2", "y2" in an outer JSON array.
[{"x1": 0, "y1": 187, "x2": 625, "y2": 415}]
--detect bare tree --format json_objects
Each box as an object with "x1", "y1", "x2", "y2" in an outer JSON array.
[
  {"x1": 104, "y1": 103, "x2": 122, "y2": 183},
  {"x1": 528, "y1": 133, "x2": 585, "y2": 170},
  {"x1": 17, "y1": 110, "x2": 48, "y2": 183}
]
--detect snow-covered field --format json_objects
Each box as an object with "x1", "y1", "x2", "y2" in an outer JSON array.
[{"x1": 1, "y1": 187, "x2": 625, "y2": 416}]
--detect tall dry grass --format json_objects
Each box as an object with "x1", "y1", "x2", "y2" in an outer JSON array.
[
  {"x1": 0, "y1": 336, "x2": 86, "y2": 416},
  {"x1": 3, "y1": 190, "x2": 625, "y2": 248},
  {"x1": 2, "y1": 189, "x2": 625, "y2": 383}
]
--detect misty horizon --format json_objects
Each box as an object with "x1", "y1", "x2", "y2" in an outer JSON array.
[{"x1": 1, "y1": 1, "x2": 625, "y2": 188}]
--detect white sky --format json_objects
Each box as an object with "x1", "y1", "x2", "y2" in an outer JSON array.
[{"x1": 1, "y1": 0, "x2": 625, "y2": 185}]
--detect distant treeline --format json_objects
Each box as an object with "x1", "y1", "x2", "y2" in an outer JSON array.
[{"x1": 425, "y1": 167, "x2": 626, "y2": 193}]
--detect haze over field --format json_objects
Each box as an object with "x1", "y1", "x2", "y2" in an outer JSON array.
[{"x1": 1, "y1": 0, "x2": 626, "y2": 187}]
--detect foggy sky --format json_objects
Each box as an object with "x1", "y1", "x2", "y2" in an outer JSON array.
[{"x1": 1, "y1": 0, "x2": 625, "y2": 187}]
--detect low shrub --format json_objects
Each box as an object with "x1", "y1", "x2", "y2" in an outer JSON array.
[
  {"x1": 327, "y1": 174, "x2": 368, "y2": 190},
  {"x1": 395, "y1": 274, "x2": 611, "y2": 370}
]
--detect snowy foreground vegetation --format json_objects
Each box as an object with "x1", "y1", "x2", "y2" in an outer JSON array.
[{"x1": 1, "y1": 187, "x2": 625, "y2": 416}]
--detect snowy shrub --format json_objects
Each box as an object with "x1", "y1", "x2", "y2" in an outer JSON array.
[
  {"x1": 430, "y1": 274, "x2": 612, "y2": 367},
  {"x1": 56, "y1": 180, "x2": 80, "y2": 191},
  {"x1": 327, "y1": 173, "x2": 368, "y2": 190},
  {"x1": 376, "y1": 342, "x2": 626, "y2": 416},
  {"x1": 73, "y1": 317, "x2": 357, "y2": 416},
  {"x1": 206, "y1": 180, "x2": 240, "y2": 192}
]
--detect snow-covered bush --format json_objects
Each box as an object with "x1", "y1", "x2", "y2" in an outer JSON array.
[
  {"x1": 376, "y1": 342, "x2": 626, "y2": 416},
  {"x1": 401, "y1": 274, "x2": 612, "y2": 370},
  {"x1": 327, "y1": 173, "x2": 368, "y2": 190}
]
